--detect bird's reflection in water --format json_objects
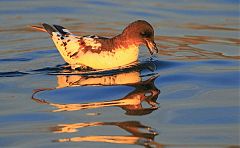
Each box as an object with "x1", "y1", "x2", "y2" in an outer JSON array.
[
  {"x1": 33, "y1": 70, "x2": 160, "y2": 114},
  {"x1": 51, "y1": 120, "x2": 162, "y2": 147},
  {"x1": 32, "y1": 69, "x2": 161, "y2": 147},
  {"x1": 56, "y1": 70, "x2": 141, "y2": 88}
]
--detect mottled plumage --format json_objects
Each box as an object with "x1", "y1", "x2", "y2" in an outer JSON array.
[{"x1": 34, "y1": 20, "x2": 158, "y2": 70}]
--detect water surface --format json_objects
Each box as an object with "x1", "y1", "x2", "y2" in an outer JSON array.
[{"x1": 0, "y1": 0, "x2": 239, "y2": 147}]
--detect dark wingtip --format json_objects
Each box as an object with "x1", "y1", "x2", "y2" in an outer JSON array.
[
  {"x1": 53, "y1": 25, "x2": 66, "y2": 34},
  {"x1": 42, "y1": 23, "x2": 56, "y2": 35},
  {"x1": 53, "y1": 24, "x2": 70, "y2": 35}
]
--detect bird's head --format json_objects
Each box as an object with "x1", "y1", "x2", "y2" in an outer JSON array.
[{"x1": 122, "y1": 20, "x2": 158, "y2": 55}]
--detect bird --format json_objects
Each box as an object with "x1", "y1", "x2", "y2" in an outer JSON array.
[{"x1": 32, "y1": 20, "x2": 158, "y2": 70}]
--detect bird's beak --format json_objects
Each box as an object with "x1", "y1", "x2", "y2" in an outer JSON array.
[{"x1": 145, "y1": 39, "x2": 158, "y2": 55}]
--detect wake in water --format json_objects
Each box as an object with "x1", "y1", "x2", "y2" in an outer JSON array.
[{"x1": 0, "y1": 58, "x2": 163, "y2": 77}]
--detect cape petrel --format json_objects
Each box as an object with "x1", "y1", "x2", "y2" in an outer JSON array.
[{"x1": 32, "y1": 20, "x2": 158, "y2": 70}]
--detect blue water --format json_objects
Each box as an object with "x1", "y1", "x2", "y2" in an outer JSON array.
[{"x1": 0, "y1": 0, "x2": 239, "y2": 147}]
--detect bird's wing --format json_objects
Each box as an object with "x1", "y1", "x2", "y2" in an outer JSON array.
[{"x1": 40, "y1": 23, "x2": 107, "y2": 63}]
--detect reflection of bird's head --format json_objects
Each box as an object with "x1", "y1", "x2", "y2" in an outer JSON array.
[
  {"x1": 120, "y1": 75, "x2": 160, "y2": 116},
  {"x1": 115, "y1": 121, "x2": 158, "y2": 140}
]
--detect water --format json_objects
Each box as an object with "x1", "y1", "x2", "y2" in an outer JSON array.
[{"x1": 0, "y1": 0, "x2": 239, "y2": 147}]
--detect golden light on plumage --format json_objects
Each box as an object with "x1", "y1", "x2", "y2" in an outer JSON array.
[{"x1": 32, "y1": 20, "x2": 158, "y2": 69}]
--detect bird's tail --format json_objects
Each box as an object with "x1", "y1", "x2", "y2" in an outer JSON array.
[
  {"x1": 31, "y1": 25, "x2": 47, "y2": 32},
  {"x1": 31, "y1": 23, "x2": 71, "y2": 36}
]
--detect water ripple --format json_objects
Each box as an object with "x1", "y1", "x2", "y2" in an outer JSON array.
[{"x1": 0, "y1": 71, "x2": 29, "y2": 77}]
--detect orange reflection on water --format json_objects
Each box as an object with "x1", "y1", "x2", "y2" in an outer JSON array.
[
  {"x1": 51, "y1": 121, "x2": 162, "y2": 147},
  {"x1": 182, "y1": 23, "x2": 240, "y2": 31},
  {"x1": 56, "y1": 71, "x2": 141, "y2": 88},
  {"x1": 155, "y1": 35, "x2": 240, "y2": 60},
  {"x1": 32, "y1": 71, "x2": 160, "y2": 115},
  {"x1": 32, "y1": 71, "x2": 161, "y2": 146},
  {"x1": 32, "y1": 69, "x2": 162, "y2": 146},
  {"x1": 56, "y1": 136, "x2": 141, "y2": 144}
]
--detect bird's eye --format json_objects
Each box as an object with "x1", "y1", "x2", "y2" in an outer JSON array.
[{"x1": 140, "y1": 31, "x2": 152, "y2": 38}]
